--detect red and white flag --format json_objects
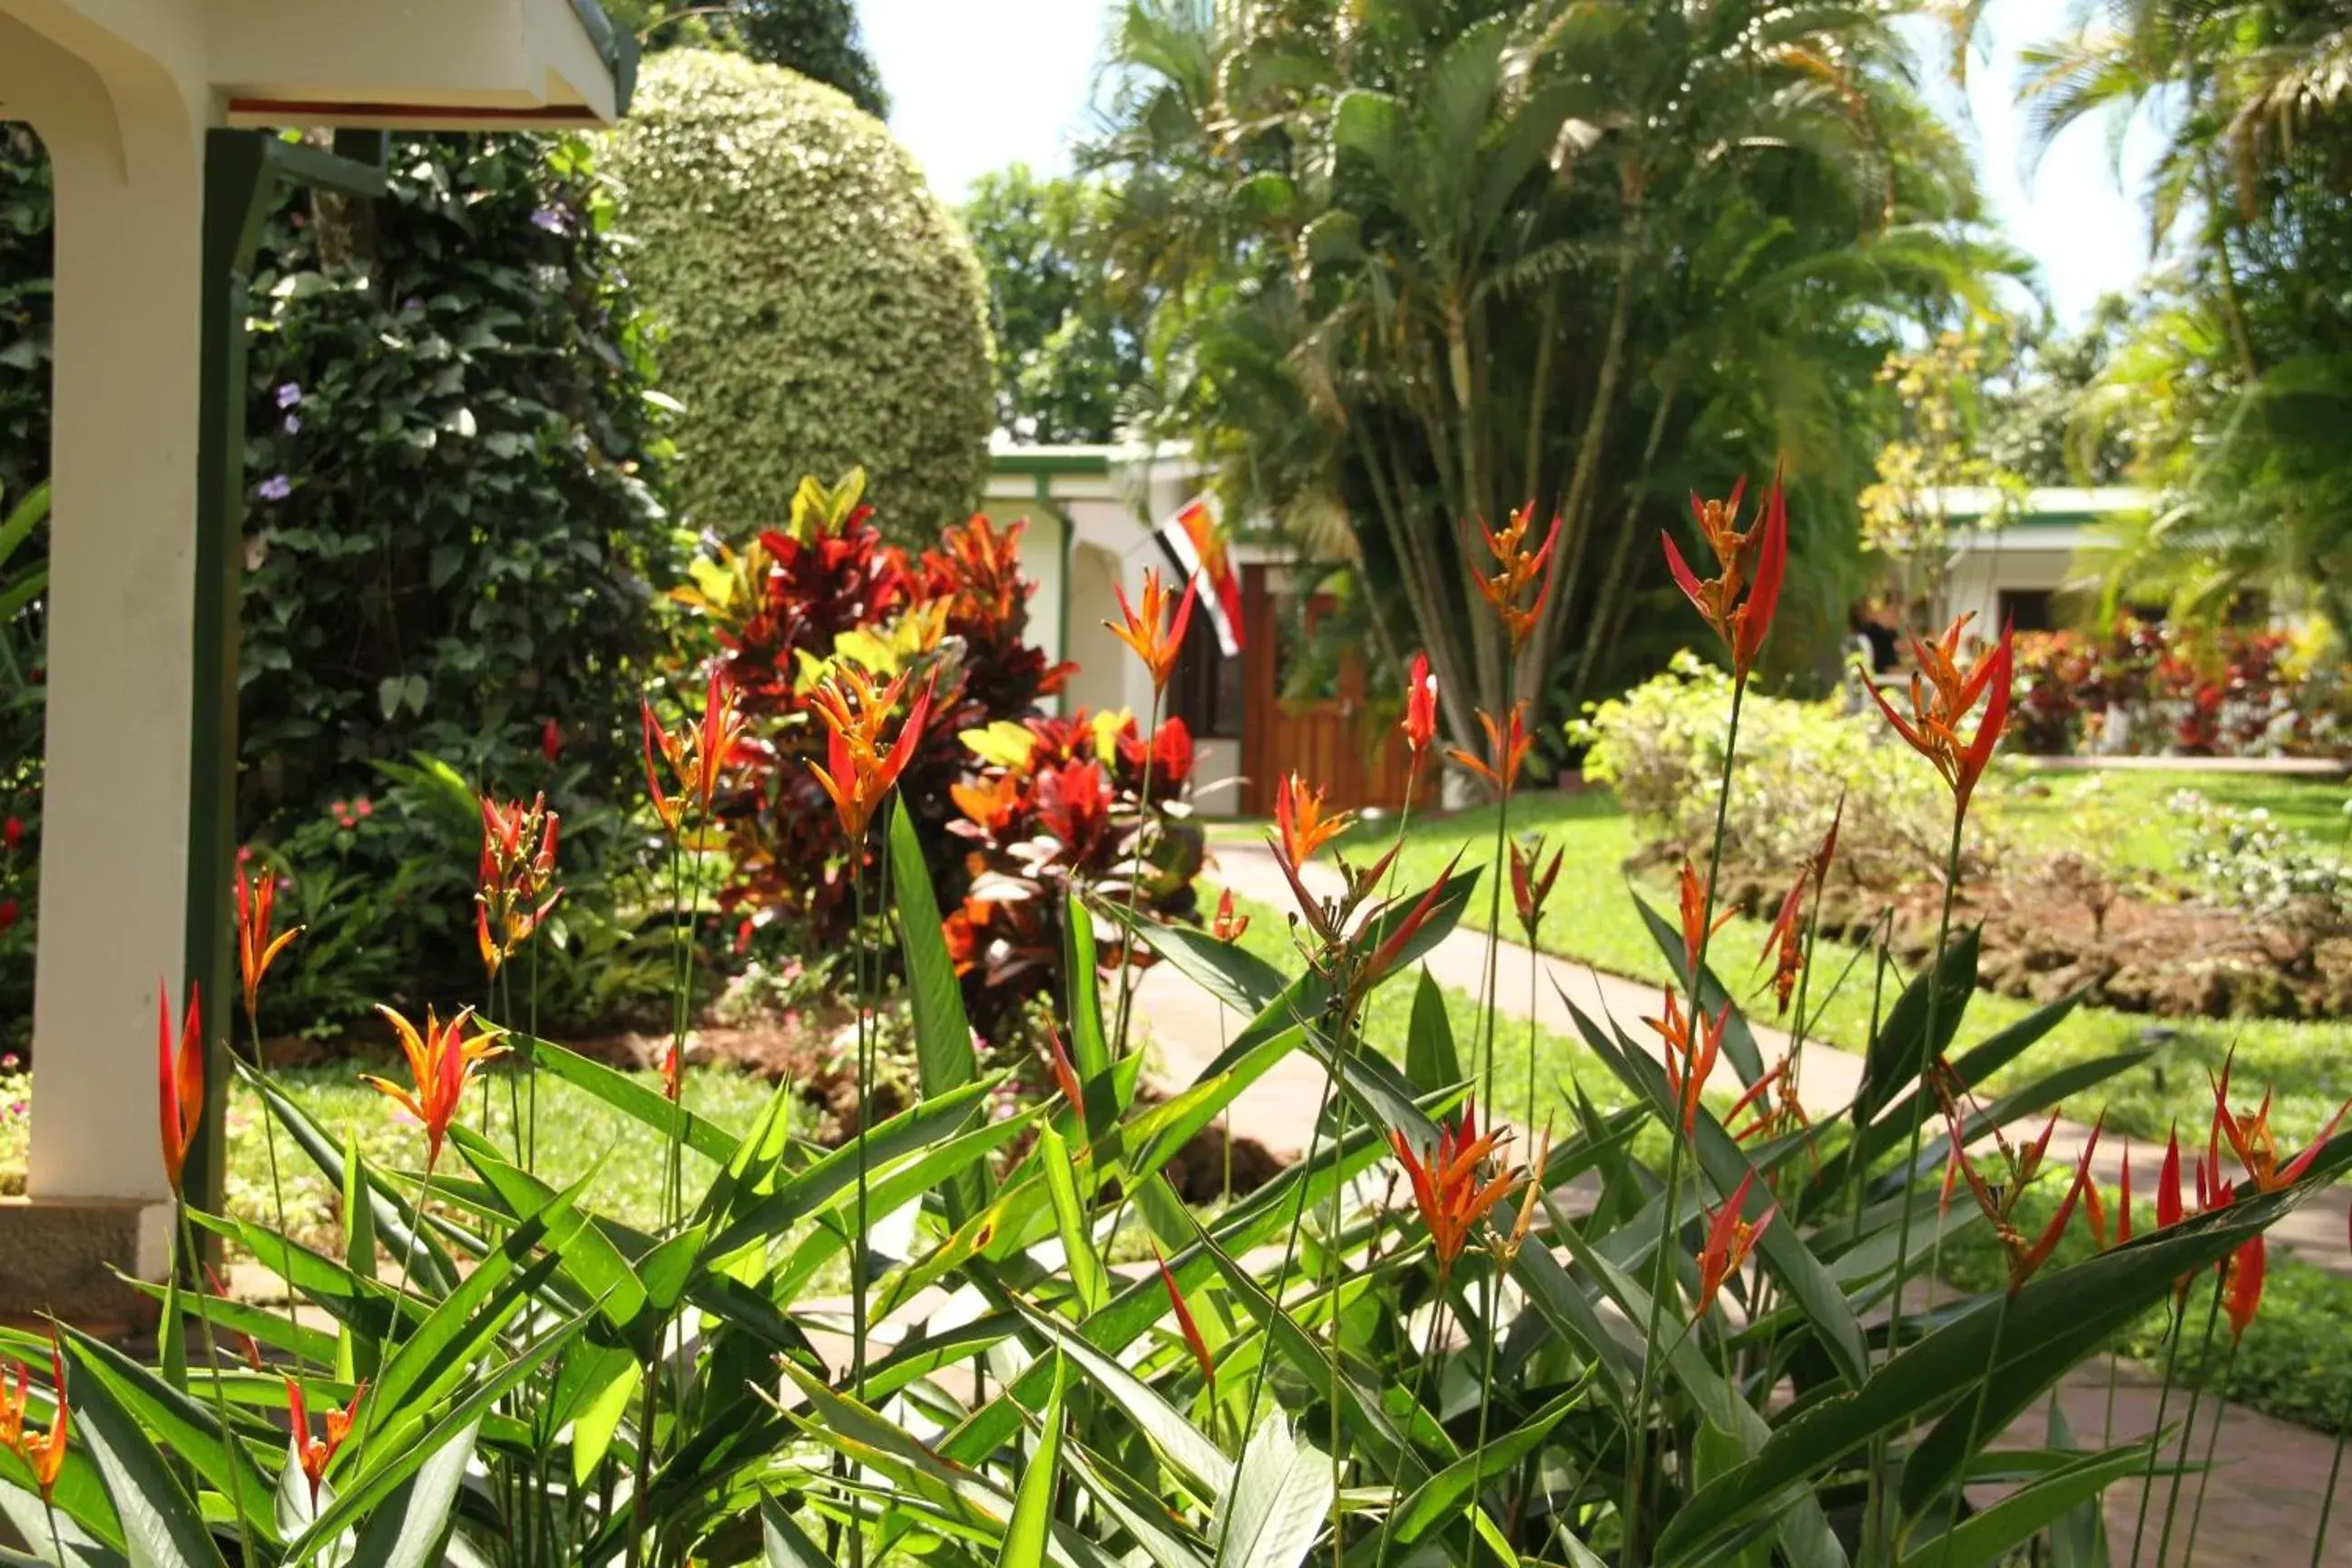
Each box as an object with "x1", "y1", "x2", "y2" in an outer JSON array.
[{"x1": 1159, "y1": 495, "x2": 1244, "y2": 656}]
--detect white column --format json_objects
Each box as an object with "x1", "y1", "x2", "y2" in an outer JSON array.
[{"x1": 5, "y1": 14, "x2": 206, "y2": 1207}]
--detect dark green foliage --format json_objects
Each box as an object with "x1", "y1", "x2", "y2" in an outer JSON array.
[
  {"x1": 962, "y1": 164, "x2": 1147, "y2": 444},
  {"x1": 602, "y1": 50, "x2": 995, "y2": 541},
  {"x1": 0, "y1": 125, "x2": 50, "y2": 502},
  {"x1": 0, "y1": 131, "x2": 682, "y2": 1034}
]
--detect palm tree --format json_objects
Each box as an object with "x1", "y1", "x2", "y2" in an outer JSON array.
[{"x1": 1093, "y1": 0, "x2": 2011, "y2": 750}]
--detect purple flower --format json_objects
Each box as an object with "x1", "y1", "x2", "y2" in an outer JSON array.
[
  {"x1": 256, "y1": 475, "x2": 292, "y2": 502},
  {"x1": 282, "y1": 414, "x2": 302, "y2": 436},
  {"x1": 402, "y1": 297, "x2": 424, "y2": 313},
  {"x1": 530, "y1": 208, "x2": 565, "y2": 234},
  {"x1": 275, "y1": 383, "x2": 302, "y2": 409}
]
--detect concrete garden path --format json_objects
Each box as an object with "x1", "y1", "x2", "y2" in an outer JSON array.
[{"x1": 1129, "y1": 840, "x2": 2352, "y2": 1565}]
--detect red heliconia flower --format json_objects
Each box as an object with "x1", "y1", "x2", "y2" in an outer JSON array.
[
  {"x1": 1390, "y1": 1101, "x2": 1520, "y2": 1279},
  {"x1": 1867, "y1": 612, "x2": 2014, "y2": 820},
  {"x1": 2158, "y1": 1127, "x2": 2185, "y2": 1230},
  {"x1": 1725, "y1": 1060, "x2": 1809, "y2": 1148},
  {"x1": 806, "y1": 666, "x2": 936, "y2": 845},
  {"x1": 1210, "y1": 887, "x2": 1250, "y2": 946},
  {"x1": 1107, "y1": 568, "x2": 1198, "y2": 693},
  {"x1": 1043, "y1": 1024, "x2": 1086, "y2": 1122},
  {"x1": 1941, "y1": 1105, "x2": 2104, "y2": 1293},
  {"x1": 642, "y1": 666, "x2": 752, "y2": 835},
  {"x1": 1661, "y1": 466, "x2": 1788, "y2": 680},
  {"x1": 1694, "y1": 1168, "x2": 1778, "y2": 1318},
  {"x1": 358, "y1": 1004, "x2": 507, "y2": 1171},
  {"x1": 234, "y1": 863, "x2": 303, "y2": 1024},
  {"x1": 1676, "y1": 859, "x2": 1735, "y2": 975},
  {"x1": 1152, "y1": 1245, "x2": 1216, "y2": 1396},
  {"x1": 541, "y1": 718, "x2": 563, "y2": 764},
  {"x1": 1466, "y1": 505, "x2": 1563, "y2": 652},
  {"x1": 285, "y1": 1376, "x2": 366, "y2": 1504},
  {"x1": 2224, "y1": 1233, "x2": 2267, "y2": 1341},
  {"x1": 661, "y1": 1040, "x2": 683, "y2": 1104},
  {"x1": 2118, "y1": 1147, "x2": 2133, "y2": 1245},
  {"x1": 1756, "y1": 877, "x2": 1807, "y2": 1017},
  {"x1": 1447, "y1": 701, "x2": 1534, "y2": 793},
  {"x1": 475, "y1": 793, "x2": 562, "y2": 980},
  {"x1": 16, "y1": 1335, "x2": 65, "y2": 1500},
  {"x1": 1509, "y1": 835, "x2": 1563, "y2": 937},
  {"x1": 1402, "y1": 652, "x2": 1438, "y2": 763},
  {"x1": 158, "y1": 981, "x2": 203, "y2": 1200},
  {"x1": 1646, "y1": 990, "x2": 1730, "y2": 1139},
  {"x1": 1269, "y1": 773, "x2": 1355, "y2": 926},
  {"x1": 1358, "y1": 855, "x2": 1466, "y2": 995},
  {"x1": 2210, "y1": 1050, "x2": 2350, "y2": 1195}
]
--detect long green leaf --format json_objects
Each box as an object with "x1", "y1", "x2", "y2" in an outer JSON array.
[
  {"x1": 518, "y1": 1034, "x2": 737, "y2": 1163},
  {"x1": 1113, "y1": 904, "x2": 1288, "y2": 1019},
  {"x1": 62, "y1": 1328, "x2": 278, "y2": 1545},
  {"x1": 1037, "y1": 1122, "x2": 1109, "y2": 1314},
  {"x1": 997, "y1": 1356, "x2": 1068, "y2": 1567},
  {"x1": 1894, "y1": 1444, "x2": 2146, "y2": 1568},
  {"x1": 345, "y1": 1418, "x2": 479, "y2": 1568},
  {"x1": 63, "y1": 1346, "x2": 230, "y2": 1568},
  {"x1": 892, "y1": 798, "x2": 991, "y2": 1227},
  {"x1": 1064, "y1": 892, "x2": 1116, "y2": 1143},
  {"x1": 1403, "y1": 968, "x2": 1459, "y2": 1093},
  {"x1": 760, "y1": 1494, "x2": 830, "y2": 1568},
  {"x1": 1007, "y1": 1298, "x2": 1234, "y2": 1501},
  {"x1": 1214, "y1": 1413, "x2": 1331, "y2": 1568},
  {"x1": 1855, "y1": 927, "x2": 1981, "y2": 1124},
  {"x1": 1387, "y1": 1382, "x2": 1581, "y2": 1543}
]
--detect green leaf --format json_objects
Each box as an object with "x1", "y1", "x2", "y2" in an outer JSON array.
[
  {"x1": 1404, "y1": 969, "x2": 1459, "y2": 1093},
  {"x1": 891, "y1": 798, "x2": 989, "y2": 1227},
  {"x1": 63, "y1": 1343, "x2": 231, "y2": 1568},
  {"x1": 1063, "y1": 892, "x2": 1116, "y2": 1143},
  {"x1": 1005, "y1": 1298, "x2": 1233, "y2": 1502},
  {"x1": 240, "y1": 1066, "x2": 457, "y2": 1296},
  {"x1": 1037, "y1": 1121, "x2": 1109, "y2": 1315},
  {"x1": 760, "y1": 1493, "x2": 830, "y2": 1568},
  {"x1": 2042, "y1": 1396, "x2": 2108, "y2": 1568},
  {"x1": 62, "y1": 1328, "x2": 279, "y2": 1545},
  {"x1": 1215, "y1": 1412, "x2": 1332, "y2": 1568},
  {"x1": 996, "y1": 1356, "x2": 1068, "y2": 1567},
  {"x1": 1856, "y1": 928, "x2": 1982, "y2": 1124},
  {"x1": 448, "y1": 1126, "x2": 650, "y2": 1346},
  {"x1": 518, "y1": 1035, "x2": 736, "y2": 1163},
  {"x1": 1113, "y1": 906, "x2": 1288, "y2": 1020},
  {"x1": 346, "y1": 1418, "x2": 479, "y2": 1568},
  {"x1": 1388, "y1": 1382, "x2": 1581, "y2": 1543},
  {"x1": 1894, "y1": 1444, "x2": 2145, "y2": 1568}
]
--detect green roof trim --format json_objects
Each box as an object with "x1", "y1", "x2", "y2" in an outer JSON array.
[
  {"x1": 569, "y1": 0, "x2": 639, "y2": 115},
  {"x1": 991, "y1": 448, "x2": 1114, "y2": 478}
]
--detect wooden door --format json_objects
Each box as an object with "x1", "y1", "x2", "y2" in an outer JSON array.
[{"x1": 1240, "y1": 566, "x2": 1427, "y2": 816}]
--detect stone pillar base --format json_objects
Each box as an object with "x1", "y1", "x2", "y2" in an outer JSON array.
[{"x1": 0, "y1": 1196, "x2": 172, "y2": 1332}]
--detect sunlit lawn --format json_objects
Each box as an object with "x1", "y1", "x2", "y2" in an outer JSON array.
[{"x1": 1215, "y1": 767, "x2": 2352, "y2": 1146}]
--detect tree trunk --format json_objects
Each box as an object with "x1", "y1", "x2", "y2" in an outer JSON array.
[{"x1": 1569, "y1": 386, "x2": 1674, "y2": 716}]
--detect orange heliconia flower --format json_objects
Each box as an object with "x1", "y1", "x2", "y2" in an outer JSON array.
[
  {"x1": 1757, "y1": 878, "x2": 1807, "y2": 1018},
  {"x1": 359, "y1": 1004, "x2": 507, "y2": 1170},
  {"x1": 15, "y1": 1337, "x2": 66, "y2": 1500},
  {"x1": 807, "y1": 665, "x2": 936, "y2": 845},
  {"x1": 1661, "y1": 467, "x2": 1789, "y2": 680},
  {"x1": 158, "y1": 981, "x2": 203, "y2": 1200},
  {"x1": 1509, "y1": 835, "x2": 1563, "y2": 937},
  {"x1": 1210, "y1": 887, "x2": 1250, "y2": 946},
  {"x1": 1725, "y1": 1060, "x2": 1809, "y2": 1147},
  {"x1": 1152, "y1": 1245, "x2": 1216, "y2": 1396},
  {"x1": 1447, "y1": 702, "x2": 1534, "y2": 794},
  {"x1": 1646, "y1": 990, "x2": 1729, "y2": 1139},
  {"x1": 1107, "y1": 568, "x2": 1198, "y2": 693},
  {"x1": 234, "y1": 865, "x2": 302, "y2": 1024},
  {"x1": 1939, "y1": 1102, "x2": 2103, "y2": 1294},
  {"x1": 1467, "y1": 505, "x2": 1562, "y2": 652},
  {"x1": 1866, "y1": 612, "x2": 2014, "y2": 819},
  {"x1": 2210, "y1": 1052, "x2": 2350, "y2": 1195},
  {"x1": 476, "y1": 793, "x2": 562, "y2": 980},
  {"x1": 1357, "y1": 855, "x2": 1465, "y2": 996},
  {"x1": 1390, "y1": 1102, "x2": 1521, "y2": 1277},
  {"x1": 661, "y1": 1040, "x2": 683, "y2": 1104},
  {"x1": 1694, "y1": 1168, "x2": 1778, "y2": 1317},
  {"x1": 285, "y1": 1376, "x2": 366, "y2": 1505},
  {"x1": 642, "y1": 666, "x2": 751, "y2": 834},
  {"x1": 1402, "y1": 652, "x2": 1438, "y2": 761},
  {"x1": 0, "y1": 1360, "x2": 24, "y2": 1454},
  {"x1": 2158, "y1": 1127, "x2": 2185, "y2": 1230},
  {"x1": 1044, "y1": 1024, "x2": 1086, "y2": 1122},
  {"x1": 1676, "y1": 859, "x2": 1735, "y2": 975},
  {"x1": 2225, "y1": 1233, "x2": 2267, "y2": 1340}
]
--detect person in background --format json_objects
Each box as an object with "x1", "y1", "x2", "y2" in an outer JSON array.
[{"x1": 1849, "y1": 597, "x2": 1902, "y2": 675}]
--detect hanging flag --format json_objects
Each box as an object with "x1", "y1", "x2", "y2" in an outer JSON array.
[{"x1": 1159, "y1": 495, "x2": 1244, "y2": 655}]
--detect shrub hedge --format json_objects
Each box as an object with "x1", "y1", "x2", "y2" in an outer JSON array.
[{"x1": 603, "y1": 50, "x2": 996, "y2": 541}]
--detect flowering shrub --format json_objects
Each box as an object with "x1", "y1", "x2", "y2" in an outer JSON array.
[
  {"x1": 2014, "y1": 617, "x2": 2352, "y2": 757},
  {"x1": 1573, "y1": 649, "x2": 1964, "y2": 888},
  {"x1": 672, "y1": 469, "x2": 1192, "y2": 1018},
  {"x1": 0, "y1": 1051, "x2": 24, "y2": 1196}
]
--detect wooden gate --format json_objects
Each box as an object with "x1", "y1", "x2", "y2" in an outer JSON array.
[{"x1": 1239, "y1": 565, "x2": 1427, "y2": 817}]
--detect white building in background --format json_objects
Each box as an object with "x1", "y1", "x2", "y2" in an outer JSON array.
[{"x1": 1934, "y1": 486, "x2": 2151, "y2": 633}]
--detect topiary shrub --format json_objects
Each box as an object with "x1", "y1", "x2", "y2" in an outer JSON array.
[{"x1": 603, "y1": 50, "x2": 995, "y2": 540}]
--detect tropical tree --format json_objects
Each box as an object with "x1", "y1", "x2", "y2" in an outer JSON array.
[
  {"x1": 1987, "y1": 0, "x2": 2352, "y2": 629},
  {"x1": 1091, "y1": 0, "x2": 2016, "y2": 751},
  {"x1": 962, "y1": 164, "x2": 1151, "y2": 443},
  {"x1": 606, "y1": 0, "x2": 892, "y2": 115}
]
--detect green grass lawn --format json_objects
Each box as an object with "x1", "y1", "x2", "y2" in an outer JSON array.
[
  {"x1": 1986, "y1": 762, "x2": 2348, "y2": 875},
  {"x1": 1263, "y1": 771, "x2": 2352, "y2": 1148},
  {"x1": 223, "y1": 1062, "x2": 786, "y2": 1255}
]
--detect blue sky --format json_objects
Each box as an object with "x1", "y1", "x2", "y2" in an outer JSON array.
[{"x1": 856, "y1": 0, "x2": 2166, "y2": 326}]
